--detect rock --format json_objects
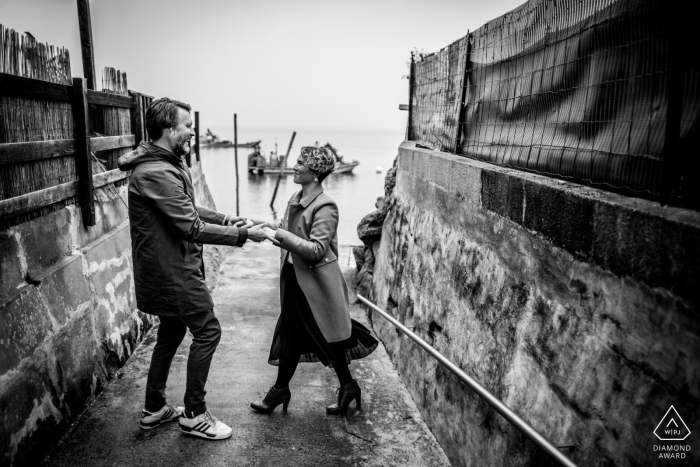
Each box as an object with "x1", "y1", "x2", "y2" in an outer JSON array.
[
  {"x1": 353, "y1": 245, "x2": 366, "y2": 271},
  {"x1": 384, "y1": 166, "x2": 397, "y2": 197},
  {"x1": 357, "y1": 210, "x2": 387, "y2": 244}
]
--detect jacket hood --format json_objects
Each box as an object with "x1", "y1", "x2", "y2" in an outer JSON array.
[{"x1": 118, "y1": 141, "x2": 182, "y2": 171}]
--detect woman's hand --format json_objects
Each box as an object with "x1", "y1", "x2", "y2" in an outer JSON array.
[{"x1": 262, "y1": 227, "x2": 280, "y2": 245}]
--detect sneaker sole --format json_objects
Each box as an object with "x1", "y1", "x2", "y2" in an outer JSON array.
[
  {"x1": 179, "y1": 424, "x2": 232, "y2": 440},
  {"x1": 139, "y1": 416, "x2": 181, "y2": 430}
]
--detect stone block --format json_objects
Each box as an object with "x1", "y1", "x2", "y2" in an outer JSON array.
[
  {"x1": 18, "y1": 209, "x2": 73, "y2": 273},
  {"x1": 414, "y1": 150, "x2": 431, "y2": 181},
  {"x1": 480, "y1": 170, "x2": 524, "y2": 225},
  {"x1": 521, "y1": 181, "x2": 595, "y2": 260},
  {"x1": 398, "y1": 150, "x2": 414, "y2": 175},
  {"x1": 428, "y1": 154, "x2": 452, "y2": 191},
  {"x1": 0, "y1": 232, "x2": 24, "y2": 296},
  {"x1": 0, "y1": 286, "x2": 52, "y2": 375},
  {"x1": 450, "y1": 158, "x2": 482, "y2": 205},
  {"x1": 593, "y1": 201, "x2": 700, "y2": 308},
  {"x1": 40, "y1": 256, "x2": 91, "y2": 326}
]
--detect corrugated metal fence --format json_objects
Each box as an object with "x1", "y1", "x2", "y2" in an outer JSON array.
[{"x1": 407, "y1": 0, "x2": 699, "y2": 208}]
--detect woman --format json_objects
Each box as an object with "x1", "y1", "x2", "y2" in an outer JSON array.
[{"x1": 252, "y1": 146, "x2": 378, "y2": 415}]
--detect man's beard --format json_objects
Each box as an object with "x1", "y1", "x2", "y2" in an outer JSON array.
[{"x1": 173, "y1": 134, "x2": 191, "y2": 157}]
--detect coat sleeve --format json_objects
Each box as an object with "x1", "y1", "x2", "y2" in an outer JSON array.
[
  {"x1": 274, "y1": 202, "x2": 337, "y2": 262},
  {"x1": 195, "y1": 205, "x2": 228, "y2": 224},
  {"x1": 139, "y1": 170, "x2": 248, "y2": 246}
]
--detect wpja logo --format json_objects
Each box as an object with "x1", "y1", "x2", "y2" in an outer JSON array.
[{"x1": 652, "y1": 406, "x2": 691, "y2": 460}]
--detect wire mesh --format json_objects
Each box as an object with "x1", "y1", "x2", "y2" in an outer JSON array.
[
  {"x1": 409, "y1": 37, "x2": 468, "y2": 152},
  {"x1": 408, "y1": 0, "x2": 699, "y2": 206}
]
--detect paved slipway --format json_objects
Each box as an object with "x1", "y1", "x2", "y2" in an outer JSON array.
[{"x1": 42, "y1": 242, "x2": 451, "y2": 467}]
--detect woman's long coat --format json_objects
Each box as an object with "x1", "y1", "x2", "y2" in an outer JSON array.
[{"x1": 274, "y1": 185, "x2": 352, "y2": 343}]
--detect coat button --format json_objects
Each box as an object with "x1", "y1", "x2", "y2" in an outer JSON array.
[{"x1": 325, "y1": 257, "x2": 330, "y2": 262}]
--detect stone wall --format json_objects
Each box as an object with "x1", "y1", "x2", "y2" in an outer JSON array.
[
  {"x1": 359, "y1": 142, "x2": 700, "y2": 467},
  {"x1": 0, "y1": 157, "x2": 224, "y2": 467}
]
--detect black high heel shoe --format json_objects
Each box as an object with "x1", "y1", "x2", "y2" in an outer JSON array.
[
  {"x1": 326, "y1": 380, "x2": 361, "y2": 415},
  {"x1": 251, "y1": 385, "x2": 291, "y2": 414}
]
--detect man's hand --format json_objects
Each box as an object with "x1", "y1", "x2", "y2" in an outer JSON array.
[
  {"x1": 234, "y1": 218, "x2": 255, "y2": 228},
  {"x1": 224, "y1": 215, "x2": 243, "y2": 226},
  {"x1": 247, "y1": 224, "x2": 267, "y2": 243}
]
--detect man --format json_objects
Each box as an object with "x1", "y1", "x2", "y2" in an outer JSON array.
[{"x1": 118, "y1": 98, "x2": 266, "y2": 440}]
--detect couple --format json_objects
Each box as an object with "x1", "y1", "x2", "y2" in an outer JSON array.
[{"x1": 118, "y1": 98, "x2": 377, "y2": 441}]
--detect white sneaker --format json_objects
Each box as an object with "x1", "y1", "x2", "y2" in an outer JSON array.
[
  {"x1": 178, "y1": 409, "x2": 232, "y2": 440},
  {"x1": 140, "y1": 403, "x2": 184, "y2": 430}
]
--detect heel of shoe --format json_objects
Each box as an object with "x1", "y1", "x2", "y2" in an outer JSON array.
[
  {"x1": 282, "y1": 397, "x2": 290, "y2": 412},
  {"x1": 355, "y1": 395, "x2": 362, "y2": 411}
]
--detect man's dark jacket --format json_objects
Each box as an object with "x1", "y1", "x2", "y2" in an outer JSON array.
[{"x1": 118, "y1": 142, "x2": 247, "y2": 316}]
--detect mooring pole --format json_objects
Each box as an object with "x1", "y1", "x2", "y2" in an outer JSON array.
[
  {"x1": 76, "y1": 0, "x2": 96, "y2": 90},
  {"x1": 234, "y1": 114, "x2": 240, "y2": 216},
  {"x1": 270, "y1": 131, "x2": 296, "y2": 208}
]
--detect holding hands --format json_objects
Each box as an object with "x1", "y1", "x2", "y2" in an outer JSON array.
[{"x1": 230, "y1": 216, "x2": 280, "y2": 245}]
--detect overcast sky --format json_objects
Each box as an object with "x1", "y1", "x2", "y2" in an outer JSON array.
[{"x1": 1, "y1": 0, "x2": 524, "y2": 132}]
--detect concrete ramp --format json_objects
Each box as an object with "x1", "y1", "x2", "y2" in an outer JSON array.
[{"x1": 42, "y1": 242, "x2": 451, "y2": 467}]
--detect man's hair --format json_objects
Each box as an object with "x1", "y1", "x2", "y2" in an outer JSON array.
[{"x1": 146, "y1": 98, "x2": 192, "y2": 140}]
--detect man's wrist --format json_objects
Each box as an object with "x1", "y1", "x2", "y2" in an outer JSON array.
[{"x1": 235, "y1": 227, "x2": 248, "y2": 246}]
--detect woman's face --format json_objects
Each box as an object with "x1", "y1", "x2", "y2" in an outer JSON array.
[{"x1": 292, "y1": 156, "x2": 316, "y2": 185}]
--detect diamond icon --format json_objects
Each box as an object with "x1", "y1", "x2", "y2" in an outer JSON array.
[{"x1": 654, "y1": 406, "x2": 691, "y2": 441}]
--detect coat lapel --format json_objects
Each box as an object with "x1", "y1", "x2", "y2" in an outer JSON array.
[{"x1": 300, "y1": 184, "x2": 324, "y2": 207}]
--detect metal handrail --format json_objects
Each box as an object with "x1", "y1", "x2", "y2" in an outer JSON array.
[{"x1": 357, "y1": 294, "x2": 578, "y2": 467}]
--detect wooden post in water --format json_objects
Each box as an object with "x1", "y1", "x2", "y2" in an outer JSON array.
[
  {"x1": 234, "y1": 114, "x2": 239, "y2": 216},
  {"x1": 76, "y1": 0, "x2": 97, "y2": 90},
  {"x1": 195, "y1": 111, "x2": 200, "y2": 162},
  {"x1": 270, "y1": 131, "x2": 296, "y2": 208},
  {"x1": 71, "y1": 77, "x2": 95, "y2": 227}
]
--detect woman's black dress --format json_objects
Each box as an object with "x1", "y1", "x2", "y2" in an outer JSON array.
[{"x1": 268, "y1": 263, "x2": 378, "y2": 367}]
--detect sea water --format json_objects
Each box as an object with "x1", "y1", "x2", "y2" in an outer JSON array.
[{"x1": 200, "y1": 127, "x2": 404, "y2": 256}]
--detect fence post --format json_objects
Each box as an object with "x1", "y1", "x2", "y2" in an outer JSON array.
[
  {"x1": 71, "y1": 77, "x2": 95, "y2": 228},
  {"x1": 76, "y1": 0, "x2": 97, "y2": 90},
  {"x1": 407, "y1": 51, "x2": 415, "y2": 141},
  {"x1": 195, "y1": 111, "x2": 200, "y2": 162},
  {"x1": 455, "y1": 32, "x2": 472, "y2": 155},
  {"x1": 130, "y1": 91, "x2": 144, "y2": 145}
]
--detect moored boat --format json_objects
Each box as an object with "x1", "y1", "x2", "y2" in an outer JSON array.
[{"x1": 248, "y1": 142, "x2": 359, "y2": 175}]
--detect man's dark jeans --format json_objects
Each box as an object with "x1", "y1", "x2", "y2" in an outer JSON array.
[{"x1": 145, "y1": 309, "x2": 221, "y2": 416}]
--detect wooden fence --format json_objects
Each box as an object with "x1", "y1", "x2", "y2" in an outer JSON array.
[{"x1": 0, "y1": 69, "x2": 201, "y2": 228}]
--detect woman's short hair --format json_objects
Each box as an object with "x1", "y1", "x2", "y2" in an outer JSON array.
[
  {"x1": 300, "y1": 146, "x2": 335, "y2": 182},
  {"x1": 146, "y1": 98, "x2": 192, "y2": 140}
]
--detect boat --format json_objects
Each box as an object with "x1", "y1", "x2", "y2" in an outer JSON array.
[
  {"x1": 247, "y1": 142, "x2": 359, "y2": 175},
  {"x1": 201, "y1": 129, "x2": 260, "y2": 148}
]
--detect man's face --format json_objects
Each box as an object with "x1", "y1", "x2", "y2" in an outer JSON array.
[{"x1": 168, "y1": 108, "x2": 195, "y2": 157}]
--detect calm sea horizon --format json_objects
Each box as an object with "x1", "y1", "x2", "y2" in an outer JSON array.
[{"x1": 200, "y1": 127, "x2": 404, "y2": 251}]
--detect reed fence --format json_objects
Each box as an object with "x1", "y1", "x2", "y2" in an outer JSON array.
[
  {"x1": 407, "y1": 0, "x2": 699, "y2": 209},
  {"x1": 0, "y1": 26, "x2": 198, "y2": 229}
]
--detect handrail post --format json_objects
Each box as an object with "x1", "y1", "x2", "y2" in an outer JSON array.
[{"x1": 71, "y1": 77, "x2": 95, "y2": 228}]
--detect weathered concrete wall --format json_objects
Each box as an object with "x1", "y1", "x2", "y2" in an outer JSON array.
[
  {"x1": 0, "y1": 158, "x2": 223, "y2": 467},
  {"x1": 364, "y1": 142, "x2": 700, "y2": 467}
]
